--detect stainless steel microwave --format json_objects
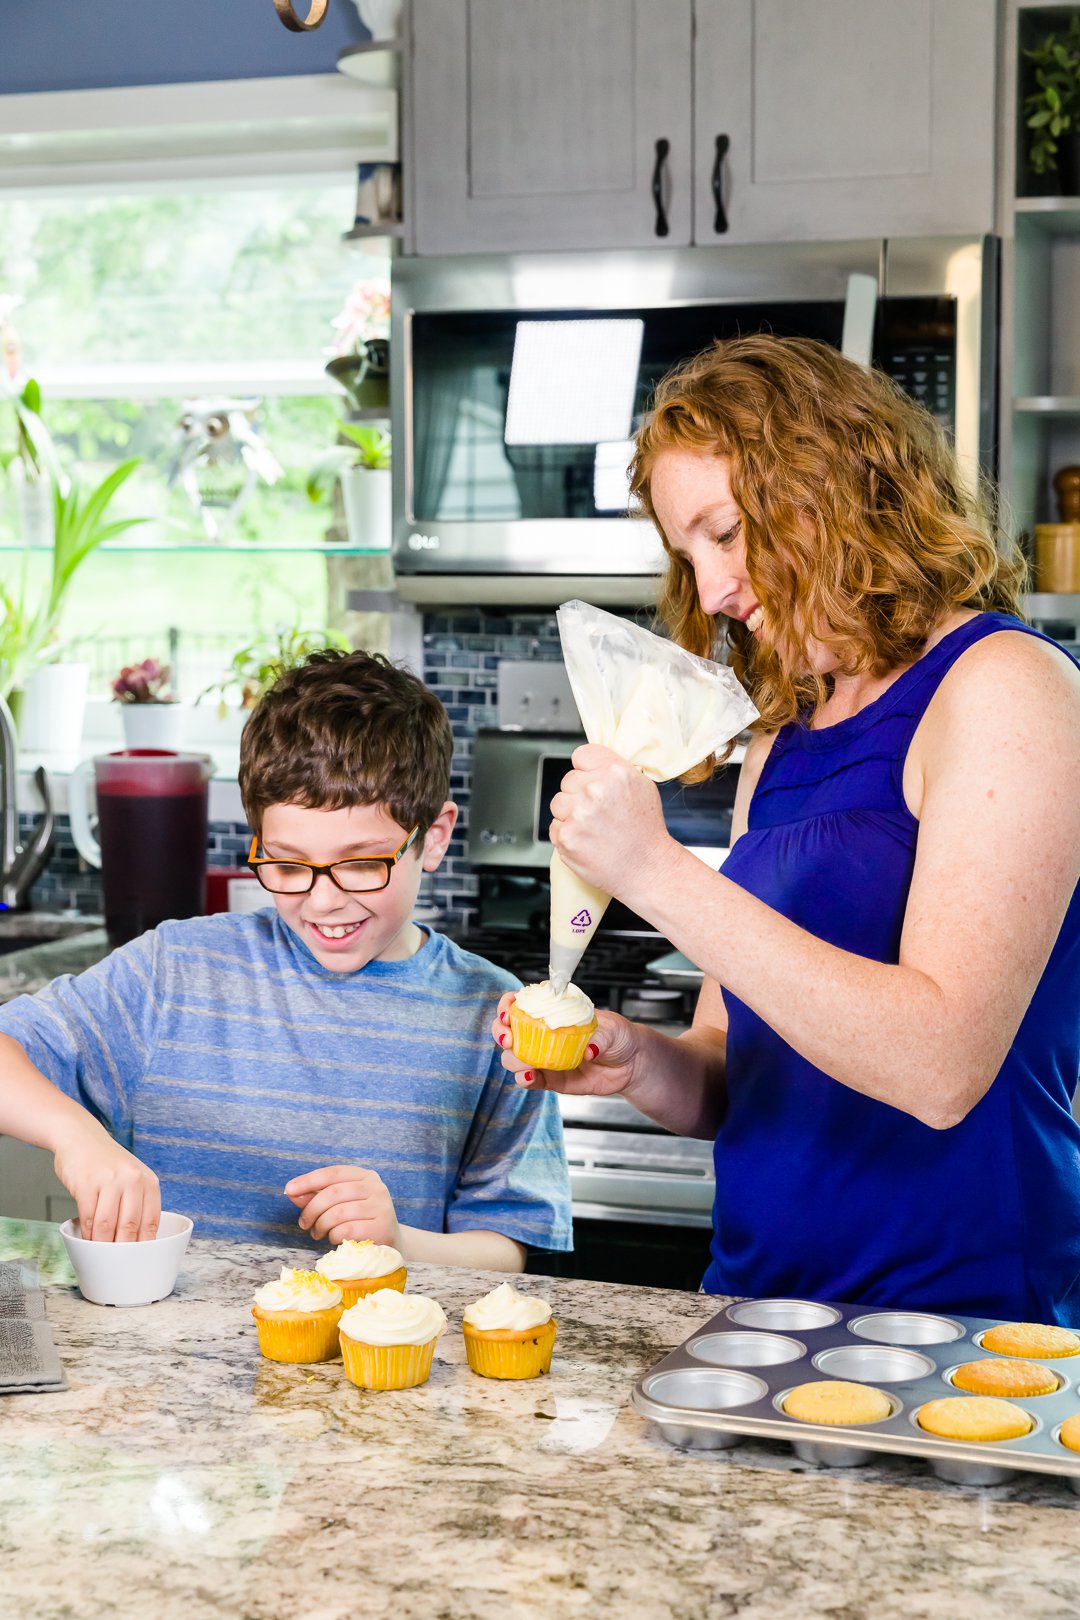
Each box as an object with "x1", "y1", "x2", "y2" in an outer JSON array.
[{"x1": 391, "y1": 239, "x2": 998, "y2": 607}]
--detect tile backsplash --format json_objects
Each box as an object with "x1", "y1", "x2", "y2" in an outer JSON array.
[{"x1": 21, "y1": 609, "x2": 571, "y2": 935}]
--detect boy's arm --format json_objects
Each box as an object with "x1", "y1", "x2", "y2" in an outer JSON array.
[
  {"x1": 285, "y1": 1165, "x2": 526, "y2": 1271},
  {"x1": 0, "y1": 932, "x2": 165, "y2": 1239},
  {"x1": 0, "y1": 1034, "x2": 160, "y2": 1240}
]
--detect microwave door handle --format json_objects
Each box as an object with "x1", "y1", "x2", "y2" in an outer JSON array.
[
  {"x1": 652, "y1": 138, "x2": 671, "y2": 237},
  {"x1": 841, "y1": 272, "x2": 878, "y2": 371},
  {"x1": 711, "y1": 134, "x2": 729, "y2": 234}
]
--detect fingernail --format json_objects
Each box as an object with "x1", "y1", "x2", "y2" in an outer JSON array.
[
  {"x1": 501, "y1": 1012, "x2": 510, "y2": 1025},
  {"x1": 498, "y1": 1033, "x2": 509, "y2": 1047},
  {"x1": 586, "y1": 1043, "x2": 599, "y2": 1060},
  {"x1": 522, "y1": 1070, "x2": 534, "y2": 1084}
]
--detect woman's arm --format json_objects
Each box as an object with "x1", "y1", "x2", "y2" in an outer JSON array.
[{"x1": 552, "y1": 633, "x2": 1080, "y2": 1129}]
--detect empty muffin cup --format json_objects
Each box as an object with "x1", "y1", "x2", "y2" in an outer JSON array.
[
  {"x1": 848, "y1": 1311, "x2": 965, "y2": 1346},
  {"x1": 688, "y1": 1331, "x2": 805, "y2": 1368},
  {"x1": 726, "y1": 1298, "x2": 841, "y2": 1332}
]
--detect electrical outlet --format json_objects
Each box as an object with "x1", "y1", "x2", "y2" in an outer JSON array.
[{"x1": 496, "y1": 661, "x2": 579, "y2": 731}]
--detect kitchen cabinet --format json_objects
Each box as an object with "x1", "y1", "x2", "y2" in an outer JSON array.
[
  {"x1": 410, "y1": 0, "x2": 694, "y2": 253},
  {"x1": 694, "y1": 0, "x2": 997, "y2": 244},
  {"x1": 408, "y1": 0, "x2": 997, "y2": 255}
]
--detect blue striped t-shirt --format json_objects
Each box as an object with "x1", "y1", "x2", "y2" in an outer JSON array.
[{"x1": 0, "y1": 910, "x2": 572, "y2": 1250}]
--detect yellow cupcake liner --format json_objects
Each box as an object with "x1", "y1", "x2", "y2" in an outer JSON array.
[
  {"x1": 251, "y1": 1304, "x2": 343, "y2": 1364},
  {"x1": 338, "y1": 1267, "x2": 408, "y2": 1309},
  {"x1": 509, "y1": 1007, "x2": 597, "y2": 1071},
  {"x1": 463, "y1": 1318, "x2": 557, "y2": 1380},
  {"x1": 340, "y1": 1331, "x2": 437, "y2": 1390}
]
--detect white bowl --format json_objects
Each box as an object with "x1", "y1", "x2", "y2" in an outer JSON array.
[{"x1": 59, "y1": 1212, "x2": 193, "y2": 1306}]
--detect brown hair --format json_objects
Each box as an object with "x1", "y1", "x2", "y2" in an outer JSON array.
[
  {"x1": 239, "y1": 648, "x2": 452, "y2": 836},
  {"x1": 630, "y1": 334, "x2": 1026, "y2": 747}
]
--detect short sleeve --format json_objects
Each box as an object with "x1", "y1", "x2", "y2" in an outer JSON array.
[
  {"x1": 447, "y1": 1046, "x2": 573, "y2": 1252},
  {"x1": 0, "y1": 928, "x2": 165, "y2": 1148}
]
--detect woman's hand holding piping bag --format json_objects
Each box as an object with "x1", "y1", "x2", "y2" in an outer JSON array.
[{"x1": 548, "y1": 743, "x2": 681, "y2": 899}]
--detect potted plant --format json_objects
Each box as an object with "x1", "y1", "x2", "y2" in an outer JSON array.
[
  {"x1": 324, "y1": 277, "x2": 391, "y2": 412},
  {"x1": 306, "y1": 422, "x2": 392, "y2": 549},
  {"x1": 112, "y1": 658, "x2": 185, "y2": 750},
  {"x1": 0, "y1": 459, "x2": 148, "y2": 754},
  {"x1": 0, "y1": 373, "x2": 65, "y2": 550},
  {"x1": 200, "y1": 625, "x2": 350, "y2": 719},
  {"x1": 1023, "y1": 13, "x2": 1080, "y2": 194}
]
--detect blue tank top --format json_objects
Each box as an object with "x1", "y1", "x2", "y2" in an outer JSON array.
[{"x1": 703, "y1": 612, "x2": 1080, "y2": 1323}]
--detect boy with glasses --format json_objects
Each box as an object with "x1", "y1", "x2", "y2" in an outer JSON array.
[{"x1": 0, "y1": 650, "x2": 571, "y2": 1271}]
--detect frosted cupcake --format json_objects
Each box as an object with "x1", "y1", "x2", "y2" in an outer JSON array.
[
  {"x1": 462, "y1": 1281, "x2": 557, "y2": 1380},
  {"x1": 338, "y1": 1288, "x2": 447, "y2": 1390},
  {"x1": 315, "y1": 1239, "x2": 407, "y2": 1307},
  {"x1": 509, "y1": 980, "x2": 597, "y2": 1071},
  {"x1": 251, "y1": 1267, "x2": 343, "y2": 1363}
]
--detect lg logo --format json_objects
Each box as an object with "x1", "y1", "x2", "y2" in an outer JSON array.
[{"x1": 407, "y1": 532, "x2": 441, "y2": 551}]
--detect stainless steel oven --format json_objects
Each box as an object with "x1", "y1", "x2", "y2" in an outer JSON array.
[
  {"x1": 452, "y1": 725, "x2": 730, "y2": 1288},
  {"x1": 391, "y1": 237, "x2": 998, "y2": 606}
]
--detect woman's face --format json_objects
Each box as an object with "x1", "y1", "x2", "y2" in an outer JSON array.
[{"x1": 650, "y1": 446, "x2": 836, "y2": 677}]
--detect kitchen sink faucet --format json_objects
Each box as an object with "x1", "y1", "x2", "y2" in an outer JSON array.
[{"x1": 0, "y1": 694, "x2": 54, "y2": 911}]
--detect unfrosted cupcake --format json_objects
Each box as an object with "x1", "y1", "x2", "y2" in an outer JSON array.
[
  {"x1": 338, "y1": 1288, "x2": 447, "y2": 1390},
  {"x1": 782, "y1": 1380, "x2": 892, "y2": 1425},
  {"x1": 251, "y1": 1267, "x2": 343, "y2": 1363},
  {"x1": 1058, "y1": 1413, "x2": 1080, "y2": 1453},
  {"x1": 980, "y1": 1322, "x2": 1080, "y2": 1359},
  {"x1": 462, "y1": 1281, "x2": 557, "y2": 1380},
  {"x1": 951, "y1": 1357, "x2": 1059, "y2": 1398},
  {"x1": 315, "y1": 1239, "x2": 407, "y2": 1307},
  {"x1": 509, "y1": 980, "x2": 597, "y2": 1071},
  {"x1": 916, "y1": 1396, "x2": 1033, "y2": 1442}
]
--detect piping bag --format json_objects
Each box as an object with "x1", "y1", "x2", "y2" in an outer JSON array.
[{"x1": 549, "y1": 601, "x2": 759, "y2": 995}]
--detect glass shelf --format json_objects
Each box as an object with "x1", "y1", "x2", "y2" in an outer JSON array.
[
  {"x1": 0, "y1": 542, "x2": 392, "y2": 556},
  {"x1": 1013, "y1": 396, "x2": 1080, "y2": 416},
  {"x1": 1013, "y1": 199, "x2": 1080, "y2": 235}
]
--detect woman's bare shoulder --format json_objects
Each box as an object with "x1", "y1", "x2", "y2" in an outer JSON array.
[{"x1": 921, "y1": 626, "x2": 1080, "y2": 768}]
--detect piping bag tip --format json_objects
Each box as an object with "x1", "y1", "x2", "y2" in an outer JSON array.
[{"x1": 548, "y1": 939, "x2": 586, "y2": 1001}]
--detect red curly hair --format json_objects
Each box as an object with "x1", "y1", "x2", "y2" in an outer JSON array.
[{"x1": 630, "y1": 334, "x2": 1026, "y2": 762}]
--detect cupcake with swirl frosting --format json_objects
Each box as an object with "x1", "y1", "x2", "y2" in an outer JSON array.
[
  {"x1": 338, "y1": 1288, "x2": 448, "y2": 1390},
  {"x1": 462, "y1": 1281, "x2": 557, "y2": 1380},
  {"x1": 251, "y1": 1267, "x2": 344, "y2": 1363},
  {"x1": 509, "y1": 980, "x2": 597, "y2": 1071},
  {"x1": 315, "y1": 1239, "x2": 407, "y2": 1307}
]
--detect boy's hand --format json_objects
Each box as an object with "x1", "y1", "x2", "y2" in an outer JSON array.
[
  {"x1": 491, "y1": 990, "x2": 643, "y2": 1099},
  {"x1": 284, "y1": 1165, "x2": 402, "y2": 1248},
  {"x1": 51, "y1": 1116, "x2": 161, "y2": 1242}
]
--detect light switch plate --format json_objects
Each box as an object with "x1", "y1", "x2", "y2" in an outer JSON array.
[{"x1": 496, "y1": 661, "x2": 579, "y2": 731}]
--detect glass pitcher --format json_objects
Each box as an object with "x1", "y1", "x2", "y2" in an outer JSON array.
[{"x1": 68, "y1": 750, "x2": 214, "y2": 946}]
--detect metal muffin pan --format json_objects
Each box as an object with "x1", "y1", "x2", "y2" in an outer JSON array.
[{"x1": 632, "y1": 1297, "x2": 1080, "y2": 1489}]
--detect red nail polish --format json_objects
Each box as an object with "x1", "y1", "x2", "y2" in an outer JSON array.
[
  {"x1": 498, "y1": 1033, "x2": 509, "y2": 1047},
  {"x1": 522, "y1": 1071, "x2": 534, "y2": 1084},
  {"x1": 586, "y1": 1043, "x2": 599, "y2": 1061}
]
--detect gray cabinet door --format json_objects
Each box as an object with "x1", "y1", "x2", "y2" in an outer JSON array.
[
  {"x1": 695, "y1": 0, "x2": 997, "y2": 244},
  {"x1": 411, "y1": 0, "x2": 693, "y2": 254}
]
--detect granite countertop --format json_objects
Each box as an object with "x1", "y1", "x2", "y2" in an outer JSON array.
[{"x1": 2, "y1": 1222, "x2": 1079, "y2": 1620}]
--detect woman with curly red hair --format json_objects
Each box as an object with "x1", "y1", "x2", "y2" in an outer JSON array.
[{"x1": 494, "y1": 333, "x2": 1080, "y2": 1322}]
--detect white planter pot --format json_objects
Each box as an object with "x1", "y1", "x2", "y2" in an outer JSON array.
[
  {"x1": 16, "y1": 662, "x2": 90, "y2": 760},
  {"x1": 120, "y1": 702, "x2": 187, "y2": 750},
  {"x1": 341, "y1": 466, "x2": 392, "y2": 550}
]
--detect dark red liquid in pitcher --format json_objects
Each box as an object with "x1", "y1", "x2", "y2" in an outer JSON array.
[{"x1": 99, "y1": 788, "x2": 208, "y2": 945}]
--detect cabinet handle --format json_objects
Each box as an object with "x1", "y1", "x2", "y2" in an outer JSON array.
[
  {"x1": 712, "y1": 134, "x2": 730, "y2": 234},
  {"x1": 652, "y1": 138, "x2": 671, "y2": 238}
]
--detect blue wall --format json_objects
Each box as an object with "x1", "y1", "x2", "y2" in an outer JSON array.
[{"x1": 0, "y1": 0, "x2": 369, "y2": 94}]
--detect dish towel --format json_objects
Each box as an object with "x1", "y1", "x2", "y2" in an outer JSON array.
[{"x1": 0, "y1": 1260, "x2": 67, "y2": 1394}]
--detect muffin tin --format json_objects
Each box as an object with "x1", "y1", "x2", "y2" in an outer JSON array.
[{"x1": 631, "y1": 1297, "x2": 1080, "y2": 1489}]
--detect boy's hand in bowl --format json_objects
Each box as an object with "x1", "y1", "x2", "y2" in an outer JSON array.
[
  {"x1": 285, "y1": 1165, "x2": 402, "y2": 1248},
  {"x1": 491, "y1": 990, "x2": 644, "y2": 1099},
  {"x1": 51, "y1": 1115, "x2": 161, "y2": 1242}
]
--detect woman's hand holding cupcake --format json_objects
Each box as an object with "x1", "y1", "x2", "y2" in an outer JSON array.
[
  {"x1": 285, "y1": 1163, "x2": 402, "y2": 1248},
  {"x1": 492, "y1": 988, "x2": 644, "y2": 1097}
]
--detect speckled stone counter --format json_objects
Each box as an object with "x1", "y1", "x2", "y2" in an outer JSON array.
[
  {"x1": 0, "y1": 914, "x2": 109, "y2": 1003},
  {"x1": 2, "y1": 1220, "x2": 1079, "y2": 1620}
]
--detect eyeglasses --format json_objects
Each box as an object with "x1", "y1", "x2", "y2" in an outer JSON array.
[{"x1": 246, "y1": 826, "x2": 420, "y2": 894}]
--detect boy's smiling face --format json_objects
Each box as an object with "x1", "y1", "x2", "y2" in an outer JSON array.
[{"x1": 257, "y1": 800, "x2": 456, "y2": 972}]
